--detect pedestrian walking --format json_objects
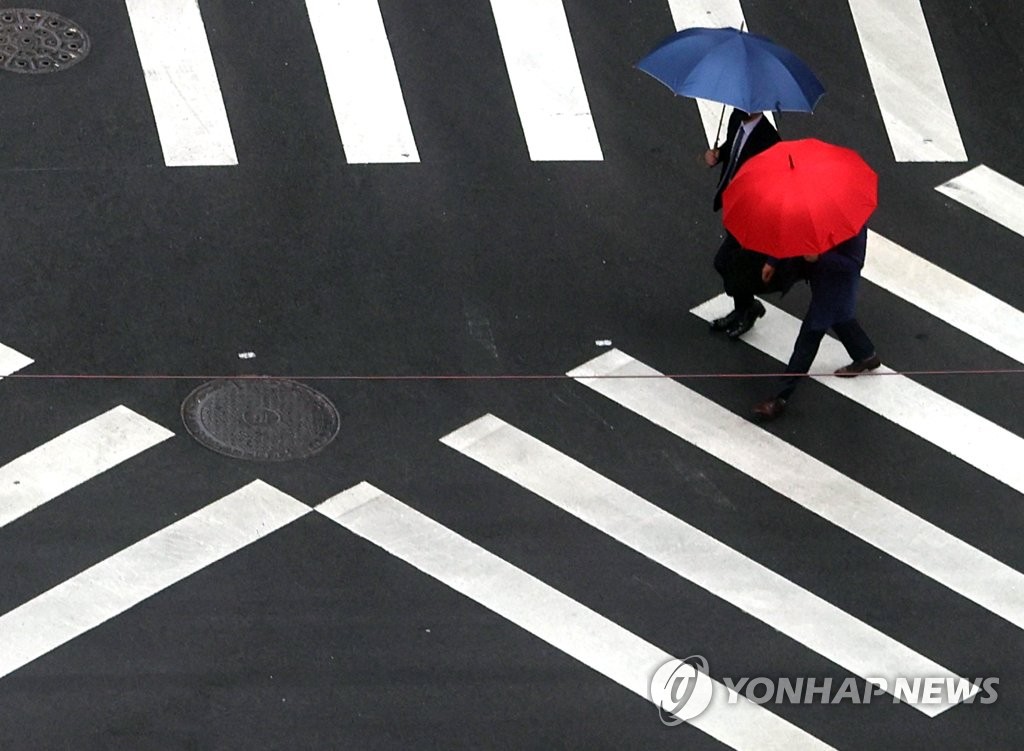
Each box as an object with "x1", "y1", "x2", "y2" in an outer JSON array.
[
  {"x1": 704, "y1": 108, "x2": 781, "y2": 338},
  {"x1": 752, "y1": 224, "x2": 882, "y2": 420}
]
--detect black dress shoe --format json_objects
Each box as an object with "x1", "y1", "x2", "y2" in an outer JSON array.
[
  {"x1": 709, "y1": 308, "x2": 743, "y2": 332},
  {"x1": 726, "y1": 300, "x2": 766, "y2": 339},
  {"x1": 835, "y1": 354, "x2": 882, "y2": 377},
  {"x1": 752, "y1": 397, "x2": 787, "y2": 420}
]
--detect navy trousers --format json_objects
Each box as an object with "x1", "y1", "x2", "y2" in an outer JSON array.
[
  {"x1": 776, "y1": 318, "x2": 875, "y2": 400},
  {"x1": 775, "y1": 265, "x2": 875, "y2": 399}
]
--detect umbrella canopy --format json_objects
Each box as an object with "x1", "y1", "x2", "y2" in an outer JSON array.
[
  {"x1": 721, "y1": 138, "x2": 878, "y2": 258},
  {"x1": 636, "y1": 26, "x2": 825, "y2": 113}
]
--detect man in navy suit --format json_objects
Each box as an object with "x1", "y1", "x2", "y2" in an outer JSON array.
[
  {"x1": 752, "y1": 224, "x2": 882, "y2": 420},
  {"x1": 704, "y1": 108, "x2": 782, "y2": 338}
]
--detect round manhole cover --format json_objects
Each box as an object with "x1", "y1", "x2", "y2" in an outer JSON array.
[
  {"x1": 181, "y1": 379, "x2": 340, "y2": 462},
  {"x1": 0, "y1": 9, "x2": 90, "y2": 74}
]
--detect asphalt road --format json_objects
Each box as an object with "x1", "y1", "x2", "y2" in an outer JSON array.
[{"x1": 0, "y1": 1, "x2": 1023, "y2": 749}]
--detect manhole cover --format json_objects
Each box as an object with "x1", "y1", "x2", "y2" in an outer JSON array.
[
  {"x1": 0, "y1": 8, "x2": 90, "y2": 73},
  {"x1": 181, "y1": 379, "x2": 340, "y2": 462}
]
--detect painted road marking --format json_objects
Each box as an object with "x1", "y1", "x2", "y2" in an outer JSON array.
[
  {"x1": 569, "y1": 349, "x2": 1024, "y2": 631},
  {"x1": 318, "y1": 482, "x2": 835, "y2": 750},
  {"x1": 125, "y1": 0, "x2": 238, "y2": 166},
  {"x1": 847, "y1": 0, "x2": 966, "y2": 161},
  {"x1": 489, "y1": 0, "x2": 603, "y2": 161},
  {"x1": 305, "y1": 0, "x2": 419, "y2": 163},
  {"x1": 0, "y1": 481, "x2": 309, "y2": 680},
  {"x1": 442, "y1": 416, "x2": 974, "y2": 716},
  {"x1": 691, "y1": 295, "x2": 1024, "y2": 497},
  {"x1": 863, "y1": 231, "x2": 1024, "y2": 364},
  {"x1": 936, "y1": 165, "x2": 1024, "y2": 239},
  {"x1": 0, "y1": 343, "x2": 32, "y2": 379},
  {"x1": 0, "y1": 406, "x2": 174, "y2": 530}
]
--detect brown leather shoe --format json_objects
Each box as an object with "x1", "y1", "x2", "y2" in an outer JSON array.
[
  {"x1": 752, "y1": 397, "x2": 787, "y2": 420},
  {"x1": 834, "y1": 354, "x2": 882, "y2": 377}
]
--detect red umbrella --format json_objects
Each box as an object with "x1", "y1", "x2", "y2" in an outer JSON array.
[{"x1": 721, "y1": 138, "x2": 878, "y2": 258}]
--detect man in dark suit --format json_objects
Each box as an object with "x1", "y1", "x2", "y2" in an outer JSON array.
[
  {"x1": 704, "y1": 109, "x2": 782, "y2": 338},
  {"x1": 752, "y1": 224, "x2": 882, "y2": 420}
]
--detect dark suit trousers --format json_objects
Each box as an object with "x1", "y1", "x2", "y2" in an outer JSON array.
[
  {"x1": 776, "y1": 318, "x2": 875, "y2": 400},
  {"x1": 713, "y1": 232, "x2": 768, "y2": 312}
]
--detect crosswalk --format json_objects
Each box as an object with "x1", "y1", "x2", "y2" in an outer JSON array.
[
  {"x1": 1, "y1": 326, "x2": 1020, "y2": 747},
  {"x1": 0, "y1": 352, "x2": 1018, "y2": 745},
  {"x1": 860, "y1": 229, "x2": 1024, "y2": 365},
  {"x1": 305, "y1": 0, "x2": 419, "y2": 163},
  {"x1": 0, "y1": 480, "x2": 308, "y2": 681},
  {"x1": 442, "y1": 413, "x2": 974, "y2": 717},
  {"x1": 60, "y1": 0, "x2": 979, "y2": 166},
  {"x1": 123, "y1": 0, "x2": 237, "y2": 167},
  {"x1": 0, "y1": 405, "x2": 172, "y2": 529},
  {"x1": 568, "y1": 350, "x2": 1024, "y2": 631},
  {"x1": 692, "y1": 294, "x2": 1024, "y2": 496},
  {"x1": 937, "y1": 165, "x2": 1024, "y2": 239},
  {"x1": 318, "y1": 482, "x2": 834, "y2": 750},
  {"x1": 846, "y1": 0, "x2": 966, "y2": 161},
  {"x1": 1, "y1": 2, "x2": 1022, "y2": 747}
]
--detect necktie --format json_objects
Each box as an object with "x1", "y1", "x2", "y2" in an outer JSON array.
[{"x1": 717, "y1": 126, "x2": 749, "y2": 192}]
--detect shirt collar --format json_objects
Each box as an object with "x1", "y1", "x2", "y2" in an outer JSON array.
[{"x1": 739, "y1": 113, "x2": 763, "y2": 135}]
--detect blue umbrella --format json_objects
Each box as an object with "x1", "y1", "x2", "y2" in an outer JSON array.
[{"x1": 636, "y1": 26, "x2": 825, "y2": 115}]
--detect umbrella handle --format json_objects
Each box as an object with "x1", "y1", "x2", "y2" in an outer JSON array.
[
  {"x1": 714, "y1": 103, "x2": 726, "y2": 148},
  {"x1": 714, "y1": 20, "x2": 746, "y2": 148}
]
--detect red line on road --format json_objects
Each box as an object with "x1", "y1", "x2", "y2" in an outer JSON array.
[{"x1": 1, "y1": 369, "x2": 1022, "y2": 382}]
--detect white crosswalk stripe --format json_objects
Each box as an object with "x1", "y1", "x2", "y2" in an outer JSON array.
[
  {"x1": 305, "y1": 0, "x2": 419, "y2": 163},
  {"x1": 0, "y1": 480, "x2": 310, "y2": 681},
  {"x1": 318, "y1": 482, "x2": 836, "y2": 750},
  {"x1": 846, "y1": 0, "x2": 966, "y2": 162},
  {"x1": 442, "y1": 414, "x2": 975, "y2": 717},
  {"x1": 862, "y1": 230, "x2": 1024, "y2": 364},
  {"x1": 692, "y1": 295, "x2": 1024, "y2": 497},
  {"x1": 490, "y1": 0, "x2": 603, "y2": 161},
  {"x1": 569, "y1": 349, "x2": 1024, "y2": 630},
  {"x1": 124, "y1": 0, "x2": 238, "y2": 167},
  {"x1": 936, "y1": 165, "x2": 1024, "y2": 239},
  {"x1": 0, "y1": 406, "x2": 174, "y2": 530}
]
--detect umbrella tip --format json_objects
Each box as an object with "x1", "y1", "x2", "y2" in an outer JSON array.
[{"x1": 788, "y1": 154, "x2": 795, "y2": 170}]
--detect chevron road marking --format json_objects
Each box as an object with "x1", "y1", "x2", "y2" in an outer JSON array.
[
  {"x1": 318, "y1": 482, "x2": 835, "y2": 750},
  {"x1": 442, "y1": 416, "x2": 975, "y2": 716},
  {"x1": 0, "y1": 481, "x2": 310, "y2": 680},
  {"x1": 489, "y1": 0, "x2": 603, "y2": 160},
  {"x1": 568, "y1": 349, "x2": 1024, "y2": 631},
  {"x1": 862, "y1": 231, "x2": 1024, "y2": 364},
  {"x1": 0, "y1": 343, "x2": 32, "y2": 379},
  {"x1": 936, "y1": 165, "x2": 1024, "y2": 239},
  {"x1": 847, "y1": 0, "x2": 966, "y2": 161},
  {"x1": 691, "y1": 295, "x2": 1024, "y2": 497},
  {"x1": 124, "y1": 0, "x2": 238, "y2": 166},
  {"x1": 0, "y1": 406, "x2": 174, "y2": 531},
  {"x1": 305, "y1": 0, "x2": 419, "y2": 163}
]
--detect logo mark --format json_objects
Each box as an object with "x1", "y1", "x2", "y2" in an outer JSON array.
[{"x1": 650, "y1": 655, "x2": 714, "y2": 726}]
